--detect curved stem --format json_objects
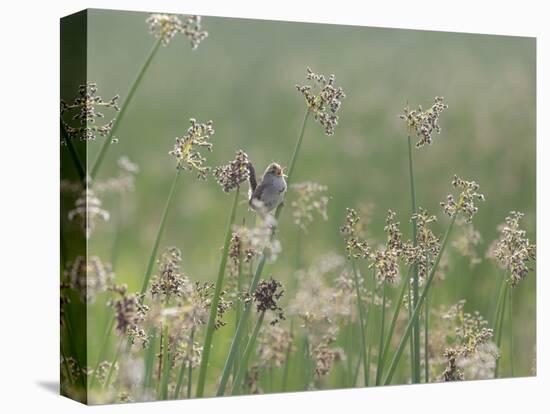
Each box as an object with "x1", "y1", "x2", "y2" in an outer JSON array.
[
  {"x1": 509, "y1": 288, "x2": 514, "y2": 376},
  {"x1": 195, "y1": 187, "x2": 241, "y2": 397},
  {"x1": 231, "y1": 311, "x2": 265, "y2": 395},
  {"x1": 216, "y1": 109, "x2": 311, "y2": 396},
  {"x1": 383, "y1": 213, "x2": 456, "y2": 385},
  {"x1": 61, "y1": 119, "x2": 86, "y2": 181},
  {"x1": 407, "y1": 135, "x2": 421, "y2": 384},
  {"x1": 90, "y1": 39, "x2": 162, "y2": 180},
  {"x1": 351, "y1": 258, "x2": 368, "y2": 386},
  {"x1": 375, "y1": 281, "x2": 387, "y2": 385},
  {"x1": 139, "y1": 169, "x2": 182, "y2": 296}
]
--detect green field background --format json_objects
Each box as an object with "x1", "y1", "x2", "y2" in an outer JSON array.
[{"x1": 82, "y1": 9, "x2": 536, "y2": 393}]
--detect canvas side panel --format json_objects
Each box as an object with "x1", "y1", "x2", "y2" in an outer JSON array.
[{"x1": 60, "y1": 9, "x2": 88, "y2": 405}]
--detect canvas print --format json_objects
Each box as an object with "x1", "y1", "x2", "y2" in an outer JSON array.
[{"x1": 60, "y1": 9, "x2": 536, "y2": 405}]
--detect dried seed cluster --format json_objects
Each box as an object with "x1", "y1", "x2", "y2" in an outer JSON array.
[
  {"x1": 441, "y1": 175, "x2": 485, "y2": 223},
  {"x1": 195, "y1": 282, "x2": 232, "y2": 329},
  {"x1": 68, "y1": 187, "x2": 110, "y2": 239},
  {"x1": 400, "y1": 96, "x2": 448, "y2": 148},
  {"x1": 212, "y1": 150, "x2": 250, "y2": 193},
  {"x1": 231, "y1": 214, "x2": 282, "y2": 263},
  {"x1": 290, "y1": 181, "x2": 329, "y2": 232},
  {"x1": 257, "y1": 325, "x2": 294, "y2": 368},
  {"x1": 146, "y1": 14, "x2": 208, "y2": 48},
  {"x1": 65, "y1": 256, "x2": 114, "y2": 303},
  {"x1": 440, "y1": 300, "x2": 494, "y2": 381},
  {"x1": 340, "y1": 208, "x2": 370, "y2": 259},
  {"x1": 151, "y1": 247, "x2": 192, "y2": 299},
  {"x1": 61, "y1": 82, "x2": 120, "y2": 142},
  {"x1": 296, "y1": 67, "x2": 346, "y2": 135},
  {"x1": 489, "y1": 211, "x2": 536, "y2": 287},
  {"x1": 249, "y1": 278, "x2": 285, "y2": 325},
  {"x1": 109, "y1": 290, "x2": 149, "y2": 340},
  {"x1": 169, "y1": 118, "x2": 215, "y2": 179}
]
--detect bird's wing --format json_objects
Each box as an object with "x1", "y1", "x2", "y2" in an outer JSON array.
[{"x1": 250, "y1": 180, "x2": 266, "y2": 202}]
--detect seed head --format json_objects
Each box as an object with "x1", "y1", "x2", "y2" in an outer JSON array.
[
  {"x1": 195, "y1": 282, "x2": 232, "y2": 329},
  {"x1": 488, "y1": 211, "x2": 536, "y2": 287},
  {"x1": 290, "y1": 182, "x2": 329, "y2": 232},
  {"x1": 340, "y1": 208, "x2": 370, "y2": 259},
  {"x1": 296, "y1": 67, "x2": 346, "y2": 136},
  {"x1": 150, "y1": 247, "x2": 192, "y2": 299},
  {"x1": 257, "y1": 325, "x2": 295, "y2": 368},
  {"x1": 212, "y1": 150, "x2": 250, "y2": 193},
  {"x1": 94, "y1": 156, "x2": 140, "y2": 195},
  {"x1": 64, "y1": 256, "x2": 114, "y2": 303},
  {"x1": 61, "y1": 82, "x2": 120, "y2": 142},
  {"x1": 438, "y1": 300, "x2": 495, "y2": 381},
  {"x1": 452, "y1": 219, "x2": 482, "y2": 268},
  {"x1": 248, "y1": 278, "x2": 285, "y2": 325},
  {"x1": 400, "y1": 96, "x2": 448, "y2": 148},
  {"x1": 231, "y1": 214, "x2": 282, "y2": 263},
  {"x1": 146, "y1": 14, "x2": 208, "y2": 48},
  {"x1": 68, "y1": 187, "x2": 110, "y2": 239},
  {"x1": 440, "y1": 175, "x2": 485, "y2": 223},
  {"x1": 108, "y1": 291, "x2": 149, "y2": 339},
  {"x1": 169, "y1": 118, "x2": 215, "y2": 179}
]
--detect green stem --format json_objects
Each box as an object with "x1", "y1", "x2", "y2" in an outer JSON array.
[
  {"x1": 61, "y1": 119, "x2": 86, "y2": 182},
  {"x1": 143, "y1": 327, "x2": 158, "y2": 391},
  {"x1": 90, "y1": 315, "x2": 115, "y2": 388},
  {"x1": 379, "y1": 267, "x2": 410, "y2": 378},
  {"x1": 375, "y1": 281, "x2": 387, "y2": 385},
  {"x1": 281, "y1": 320, "x2": 294, "y2": 391},
  {"x1": 383, "y1": 213, "x2": 456, "y2": 385},
  {"x1": 495, "y1": 282, "x2": 509, "y2": 377},
  {"x1": 216, "y1": 109, "x2": 311, "y2": 396},
  {"x1": 160, "y1": 324, "x2": 171, "y2": 400},
  {"x1": 424, "y1": 290, "x2": 430, "y2": 382},
  {"x1": 140, "y1": 169, "x2": 182, "y2": 296},
  {"x1": 492, "y1": 271, "x2": 508, "y2": 328},
  {"x1": 174, "y1": 358, "x2": 187, "y2": 399},
  {"x1": 195, "y1": 187, "x2": 241, "y2": 397},
  {"x1": 90, "y1": 38, "x2": 162, "y2": 180},
  {"x1": 231, "y1": 311, "x2": 265, "y2": 395},
  {"x1": 104, "y1": 336, "x2": 124, "y2": 389},
  {"x1": 509, "y1": 288, "x2": 514, "y2": 376},
  {"x1": 186, "y1": 327, "x2": 196, "y2": 398},
  {"x1": 351, "y1": 259, "x2": 368, "y2": 387},
  {"x1": 407, "y1": 135, "x2": 421, "y2": 384}
]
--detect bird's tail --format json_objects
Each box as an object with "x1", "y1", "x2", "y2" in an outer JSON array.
[{"x1": 246, "y1": 162, "x2": 257, "y2": 193}]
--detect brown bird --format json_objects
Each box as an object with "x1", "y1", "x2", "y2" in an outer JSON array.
[{"x1": 246, "y1": 162, "x2": 287, "y2": 212}]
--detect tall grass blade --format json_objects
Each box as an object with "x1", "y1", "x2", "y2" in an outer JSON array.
[
  {"x1": 383, "y1": 213, "x2": 456, "y2": 385},
  {"x1": 195, "y1": 188, "x2": 241, "y2": 397},
  {"x1": 216, "y1": 110, "x2": 311, "y2": 395},
  {"x1": 90, "y1": 39, "x2": 162, "y2": 180}
]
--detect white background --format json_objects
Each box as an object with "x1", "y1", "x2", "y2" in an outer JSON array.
[{"x1": 0, "y1": 0, "x2": 546, "y2": 412}]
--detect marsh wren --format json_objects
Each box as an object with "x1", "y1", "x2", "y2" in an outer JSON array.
[{"x1": 247, "y1": 162, "x2": 287, "y2": 212}]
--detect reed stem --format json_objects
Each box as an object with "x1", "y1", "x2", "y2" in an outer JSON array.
[
  {"x1": 375, "y1": 281, "x2": 387, "y2": 385},
  {"x1": 216, "y1": 109, "x2": 311, "y2": 396},
  {"x1": 231, "y1": 311, "x2": 265, "y2": 395},
  {"x1": 195, "y1": 187, "x2": 241, "y2": 397},
  {"x1": 383, "y1": 213, "x2": 456, "y2": 385},
  {"x1": 90, "y1": 39, "x2": 162, "y2": 180},
  {"x1": 351, "y1": 258, "x2": 368, "y2": 386},
  {"x1": 407, "y1": 135, "x2": 421, "y2": 384}
]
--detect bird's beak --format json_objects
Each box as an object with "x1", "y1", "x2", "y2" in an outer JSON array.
[{"x1": 278, "y1": 167, "x2": 287, "y2": 177}]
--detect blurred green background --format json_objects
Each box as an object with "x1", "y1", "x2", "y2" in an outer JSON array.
[{"x1": 82, "y1": 9, "x2": 535, "y2": 382}]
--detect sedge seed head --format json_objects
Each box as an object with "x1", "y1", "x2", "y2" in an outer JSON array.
[
  {"x1": 169, "y1": 118, "x2": 215, "y2": 179},
  {"x1": 147, "y1": 14, "x2": 208, "y2": 48},
  {"x1": 296, "y1": 67, "x2": 346, "y2": 136}
]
